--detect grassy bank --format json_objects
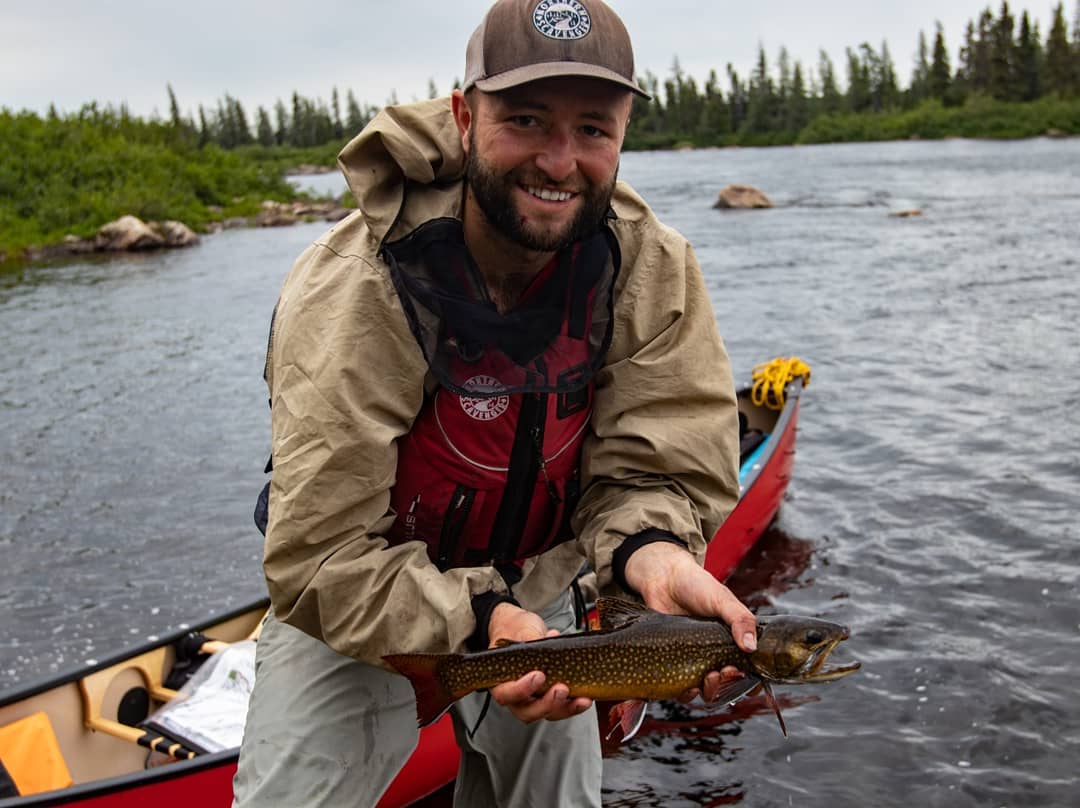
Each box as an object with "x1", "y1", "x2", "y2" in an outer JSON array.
[{"x1": 0, "y1": 108, "x2": 305, "y2": 258}]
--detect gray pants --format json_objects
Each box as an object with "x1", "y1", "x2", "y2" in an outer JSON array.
[{"x1": 232, "y1": 592, "x2": 601, "y2": 807}]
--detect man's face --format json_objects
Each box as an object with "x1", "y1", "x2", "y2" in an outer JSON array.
[{"x1": 457, "y1": 77, "x2": 632, "y2": 253}]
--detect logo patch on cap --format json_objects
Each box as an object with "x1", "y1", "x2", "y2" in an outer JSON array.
[{"x1": 532, "y1": 0, "x2": 592, "y2": 41}]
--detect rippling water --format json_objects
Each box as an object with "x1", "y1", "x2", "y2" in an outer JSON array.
[{"x1": 3, "y1": 138, "x2": 1079, "y2": 805}]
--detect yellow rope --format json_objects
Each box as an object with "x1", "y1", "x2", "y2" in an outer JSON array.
[{"x1": 751, "y1": 357, "x2": 812, "y2": 411}]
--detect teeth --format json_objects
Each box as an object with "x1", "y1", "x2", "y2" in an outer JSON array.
[{"x1": 526, "y1": 186, "x2": 573, "y2": 202}]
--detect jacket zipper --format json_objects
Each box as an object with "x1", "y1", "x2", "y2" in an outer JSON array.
[
  {"x1": 437, "y1": 484, "x2": 475, "y2": 571},
  {"x1": 488, "y1": 392, "x2": 546, "y2": 564}
]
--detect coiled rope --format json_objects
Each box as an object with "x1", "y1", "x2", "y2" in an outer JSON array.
[{"x1": 751, "y1": 357, "x2": 812, "y2": 411}]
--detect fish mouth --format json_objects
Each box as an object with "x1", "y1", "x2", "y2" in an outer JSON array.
[{"x1": 797, "y1": 634, "x2": 861, "y2": 682}]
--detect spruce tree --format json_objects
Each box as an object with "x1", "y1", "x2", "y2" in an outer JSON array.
[
  {"x1": 910, "y1": 30, "x2": 932, "y2": 104},
  {"x1": 726, "y1": 64, "x2": 748, "y2": 132},
  {"x1": 743, "y1": 46, "x2": 779, "y2": 135},
  {"x1": 955, "y1": 20, "x2": 978, "y2": 101},
  {"x1": 1074, "y1": 0, "x2": 1080, "y2": 95},
  {"x1": 989, "y1": 2, "x2": 1017, "y2": 101},
  {"x1": 345, "y1": 90, "x2": 365, "y2": 134},
  {"x1": 973, "y1": 10, "x2": 995, "y2": 94},
  {"x1": 845, "y1": 47, "x2": 872, "y2": 113},
  {"x1": 197, "y1": 105, "x2": 209, "y2": 148},
  {"x1": 1015, "y1": 12, "x2": 1043, "y2": 101},
  {"x1": 787, "y1": 62, "x2": 810, "y2": 132},
  {"x1": 167, "y1": 83, "x2": 182, "y2": 129},
  {"x1": 930, "y1": 23, "x2": 953, "y2": 100},
  {"x1": 291, "y1": 92, "x2": 304, "y2": 146},
  {"x1": 703, "y1": 69, "x2": 731, "y2": 137},
  {"x1": 877, "y1": 41, "x2": 901, "y2": 110},
  {"x1": 274, "y1": 100, "x2": 289, "y2": 145},
  {"x1": 331, "y1": 87, "x2": 344, "y2": 139},
  {"x1": 1046, "y1": 2, "x2": 1073, "y2": 95},
  {"x1": 818, "y1": 50, "x2": 843, "y2": 114},
  {"x1": 256, "y1": 107, "x2": 275, "y2": 147}
]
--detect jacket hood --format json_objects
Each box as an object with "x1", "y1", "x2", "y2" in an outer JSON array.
[{"x1": 337, "y1": 97, "x2": 465, "y2": 244}]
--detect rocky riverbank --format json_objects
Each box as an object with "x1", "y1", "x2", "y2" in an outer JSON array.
[{"x1": 6, "y1": 200, "x2": 352, "y2": 264}]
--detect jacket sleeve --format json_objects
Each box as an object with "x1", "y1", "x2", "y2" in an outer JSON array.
[
  {"x1": 571, "y1": 221, "x2": 740, "y2": 593},
  {"x1": 262, "y1": 239, "x2": 508, "y2": 665}
]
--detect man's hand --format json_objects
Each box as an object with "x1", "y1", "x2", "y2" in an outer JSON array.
[
  {"x1": 486, "y1": 602, "x2": 592, "y2": 723},
  {"x1": 623, "y1": 541, "x2": 757, "y2": 703}
]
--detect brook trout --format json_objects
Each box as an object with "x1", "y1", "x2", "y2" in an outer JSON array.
[{"x1": 384, "y1": 598, "x2": 860, "y2": 739}]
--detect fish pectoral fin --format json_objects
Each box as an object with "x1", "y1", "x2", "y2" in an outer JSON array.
[
  {"x1": 711, "y1": 676, "x2": 760, "y2": 706},
  {"x1": 596, "y1": 597, "x2": 654, "y2": 631},
  {"x1": 761, "y1": 682, "x2": 788, "y2": 738},
  {"x1": 491, "y1": 638, "x2": 520, "y2": 647},
  {"x1": 605, "y1": 699, "x2": 648, "y2": 743}
]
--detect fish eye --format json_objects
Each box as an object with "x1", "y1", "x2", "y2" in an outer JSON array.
[{"x1": 805, "y1": 629, "x2": 825, "y2": 645}]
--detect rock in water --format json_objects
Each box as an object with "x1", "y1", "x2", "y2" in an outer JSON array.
[
  {"x1": 713, "y1": 184, "x2": 774, "y2": 210},
  {"x1": 95, "y1": 216, "x2": 165, "y2": 251},
  {"x1": 156, "y1": 220, "x2": 200, "y2": 247}
]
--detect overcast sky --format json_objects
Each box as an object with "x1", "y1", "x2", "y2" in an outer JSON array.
[{"x1": 1, "y1": 0, "x2": 1064, "y2": 119}]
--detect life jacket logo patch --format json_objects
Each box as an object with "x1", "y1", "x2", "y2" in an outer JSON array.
[
  {"x1": 460, "y1": 375, "x2": 510, "y2": 421},
  {"x1": 532, "y1": 0, "x2": 591, "y2": 41}
]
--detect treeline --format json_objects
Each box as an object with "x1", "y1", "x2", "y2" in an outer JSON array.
[
  {"x1": 33, "y1": 1, "x2": 1078, "y2": 155},
  {"x1": 167, "y1": 85, "x2": 388, "y2": 150},
  {"x1": 627, "y1": 0, "x2": 1080, "y2": 146}
]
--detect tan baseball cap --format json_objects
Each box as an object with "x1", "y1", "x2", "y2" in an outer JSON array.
[{"x1": 463, "y1": 0, "x2": 649, "y2": 98}]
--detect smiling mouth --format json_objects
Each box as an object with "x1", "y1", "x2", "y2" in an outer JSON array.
[{"x1": 523, "y1": 185, "x2": 576, "y2": 202}]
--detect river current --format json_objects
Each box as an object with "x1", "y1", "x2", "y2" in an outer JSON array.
[{"x1": 2, "y1": 137, "x2": 1079, "y2": 805}]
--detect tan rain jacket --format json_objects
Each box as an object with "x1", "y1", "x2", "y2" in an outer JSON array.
[{"x1": 262, "y1": 97, "x2": 740, "y2": 667}]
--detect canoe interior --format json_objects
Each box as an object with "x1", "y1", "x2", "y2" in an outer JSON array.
[{"x1": 0, "y1": 607, "x2": 266, "y2": 806}]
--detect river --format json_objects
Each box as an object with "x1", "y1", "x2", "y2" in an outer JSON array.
[{"x1": 2, "y1": 137, "x2": 1079, "y2": 806}]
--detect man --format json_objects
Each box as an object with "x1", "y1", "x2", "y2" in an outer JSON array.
[{"x1": 233, "y1": 0, "x2": 756, "y2": 805}]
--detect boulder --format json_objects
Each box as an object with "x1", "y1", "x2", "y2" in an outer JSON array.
[
  {"x1": 94, "y1": 215, "x2": 165, "y2": 251},
  {"x1": 256, "y1": 207, "x2": 298, "y2": 227},
  {"x1": 713, "y1": 184, "x2": 774, "y2": 210},
  {"x1": 61, "y1": 234, "x2": 96, "y2": 254},
  {"x1": 155, "y1": 220, "x2": 200, "y2": 247}
]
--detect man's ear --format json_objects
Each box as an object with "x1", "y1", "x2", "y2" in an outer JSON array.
[{"x1": 451, "y1": 89, "x2": 472, "y2": 155}]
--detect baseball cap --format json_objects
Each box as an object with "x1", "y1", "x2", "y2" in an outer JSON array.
[{"x1": 463, "y1": 0, "x2": 649, "y2": 98}]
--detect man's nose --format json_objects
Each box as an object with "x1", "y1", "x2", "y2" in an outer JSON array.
[{"x1": 534, "y1": 130, "x2": 576, "y2": 183}]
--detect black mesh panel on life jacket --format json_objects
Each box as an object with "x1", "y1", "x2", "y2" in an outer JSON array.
[{"x1": 381, "y1": 218, "x2": 618, "y2": 397}]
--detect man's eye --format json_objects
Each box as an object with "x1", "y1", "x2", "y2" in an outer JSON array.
[
  {"x1": 582, "y1": 125, "x2": 606, "y2": 138},
  {"x1": 511, "y1": 115, "x2": 538, "y2": 127}
]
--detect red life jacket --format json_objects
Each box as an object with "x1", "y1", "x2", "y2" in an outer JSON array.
[{"x1": 381, "y1": 219, "x2": 618, "y2": 570}]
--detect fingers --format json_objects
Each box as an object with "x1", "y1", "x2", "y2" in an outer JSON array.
[
  {"x1": 488, "y1": 603, "x2": 548, "y2": 647},
  {"x1": 491, "y1": 672, "x2": 592, "y2": 723},
  {"x1": 491, "y1": 671, "x2": 546, "y2": 707}
]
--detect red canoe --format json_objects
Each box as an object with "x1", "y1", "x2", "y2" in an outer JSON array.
[{"x1": 0, "y1": 371, "x2": 804, "y2": 808}]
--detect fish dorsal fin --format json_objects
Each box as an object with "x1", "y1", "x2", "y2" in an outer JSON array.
[{"x1": 596, "y1": 597, "x2": 654, "y2": 631}]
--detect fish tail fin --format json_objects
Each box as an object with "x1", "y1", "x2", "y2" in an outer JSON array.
[
  {"x1": 383, "y1": 653, "x2": 458, "y2": 727},
  {"x1": 761, "y1": 682, "x2": 788, "y2": 738}
]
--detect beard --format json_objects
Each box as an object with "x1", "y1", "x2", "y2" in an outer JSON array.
[{"x1": 465, "y1": 136, "x2": 617, "y2": 253}]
